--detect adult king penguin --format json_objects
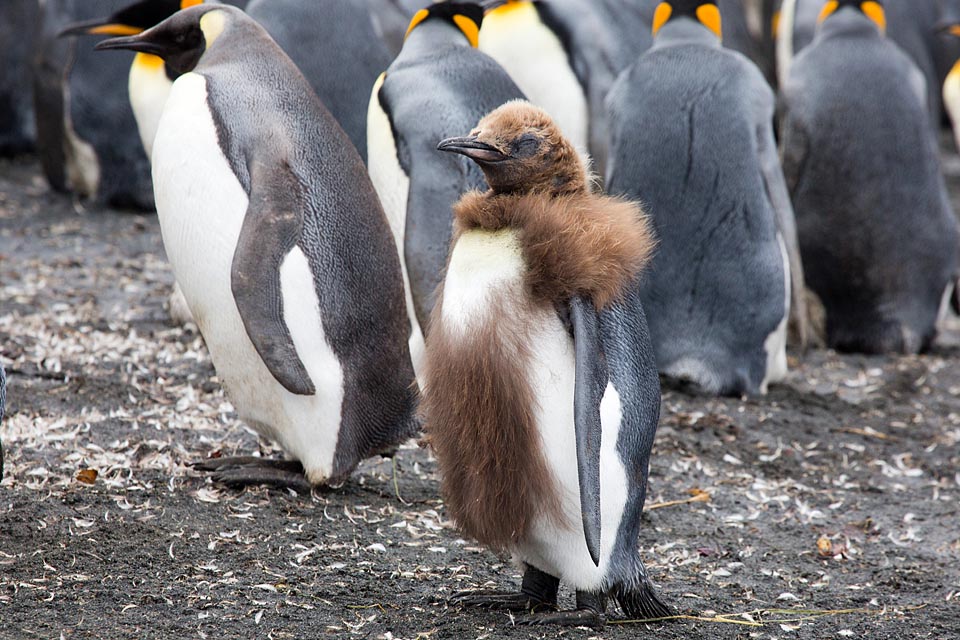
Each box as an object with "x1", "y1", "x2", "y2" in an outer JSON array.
[
  {"x1": 605, "y1": 0, "x2": 805, "y2": 396},
  {"x1": 780, "y1": 0, "x2": 959, "y2": 353},
  {"x1": 425, "y1": 102, "x2": 671, "y2": 626},
  {"x1": 97, "y1": 5, "x2": 419, "y2": 488},
  {"x1": 367, "y1": 1, "x2": 525, "y2": 355}
]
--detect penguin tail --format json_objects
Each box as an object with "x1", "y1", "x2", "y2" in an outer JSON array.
[{"x1": 613, "y1": 578, "x2": 674, "y2": 621}]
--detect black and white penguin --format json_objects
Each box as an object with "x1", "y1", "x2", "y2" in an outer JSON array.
[
  {"x1": 478, "y1": 0, "x2": 655, "y2": 176},
  {"x1": 97, "y1": 5, "x2": 419, "y2": 488},
  {"x1": 246, "y1": 0, "x2": 393, "y2": 164},
  {"x1": 780, "y1": 0, "x2": 959, "y2": 353},
  {"x1": 34, "y1": 0, "x2": 157, "y2": 210},
  {"x1": 0, "y1": 0, "x2": 38, "y2": 156},
  {"x1": 936, "y1": 0, "x2": 960, "y2": 148},
  {"x1": 367, "y1": 1, "x2": 525, "y2": 357},
  {"x1": 606, "y1": 0, "x2": 803, "y2": 396},
  {"x1": 425, "y1": 101, "x2": 671, "y2": 626}
]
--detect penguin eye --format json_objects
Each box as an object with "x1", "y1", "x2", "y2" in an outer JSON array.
[{"x1": 513, "y1": 133, "x2": 540, "y2": 157}]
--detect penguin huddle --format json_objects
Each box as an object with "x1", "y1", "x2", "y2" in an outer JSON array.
[{"x1": 7, "y1": 0, "x2": 960, "y2": 629}]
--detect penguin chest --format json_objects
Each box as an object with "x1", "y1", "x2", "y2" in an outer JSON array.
[
  {"x1": 517, "y1": 315, "x2": 631, "y2": 591},
  {"x1": 479, "y1": 3, "x2": 588, "y2": 151},
  {"x1": 150, "y1": 73, "x2": 344, "y2": 482},
  {"x1": 129, "y1": 53, "x2": 173, "y2": 158}
]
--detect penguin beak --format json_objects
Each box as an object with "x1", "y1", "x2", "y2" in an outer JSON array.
[
  {"x1": 935, "y1": 20, "x2": 960, "y2": 37},
  {"x1": 58, "y1": 19, "x2": 142, "y2": 38},
  {"x1": 437, "y1": 136, "x2": 509, "y2": 163},
  {"x1": 95, "y1": 32, "x2": 166, "y2": 57}
]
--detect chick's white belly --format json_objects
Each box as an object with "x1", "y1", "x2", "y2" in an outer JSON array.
[
  {"x1": 513, "y1": 311, "x2": 628, "y2": 591},
  {"x1": 151, "y1": 73, "x2": 344, "y2": 483}
]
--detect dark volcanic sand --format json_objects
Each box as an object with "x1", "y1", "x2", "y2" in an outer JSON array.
[{"x1": 1, "y1": 153, "x2": 959, "y2": 640}]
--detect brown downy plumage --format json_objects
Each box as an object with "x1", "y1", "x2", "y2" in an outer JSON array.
[{"x1": 422, "y1": 101, "x2": 655, "y2": 550}]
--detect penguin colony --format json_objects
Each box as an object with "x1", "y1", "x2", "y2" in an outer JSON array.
[{"x1": 1, "y1": 0, "x2": 958, "y2": 628}]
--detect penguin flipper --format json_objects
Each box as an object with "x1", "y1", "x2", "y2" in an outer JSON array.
[
  {"x1": 231, "y1": 159, "x2": 316, "y2": 396},
  {"x1": 569, "y1": 294, "x2": 608, "y2": 567},
  {"x1": 759, "y1": 117, "x2": 809, "y2": 349}
]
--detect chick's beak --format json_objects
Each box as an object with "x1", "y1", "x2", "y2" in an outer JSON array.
[{"x1": 436, "y1": 136, "x2": 509, "y2": 163}]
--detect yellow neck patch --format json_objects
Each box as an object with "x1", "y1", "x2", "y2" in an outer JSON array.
[
  {"x1": 860, "y1": 1, "x2": 886, "y2": 32},
  {"x1": 696, "y1": 4, "x2": 722, "y2": 39},
  {"x1": 488, "y1": 0, "x2": 532, "y2": 18},
  {"x1": 453, "y1": 14, "x2": 480, "y2": 47},
  {"x1": 133, "y1": 52, "x2": 165, "y2": 71},
  {"x1": 817, "y1": 0, "x2": 839, "y2": 23},
  {"x1": 652, "y1": 2, "x2": 672, "y2": 36},
  {"x1": 771, "y1": 10, "x2": 781, "y2": 38},
  {"x1": 405, "y1": 8, "x2": 480, "y2": 48},
  {"x1": 199, "y1": 9, "x2": 225, "y2": 46},
  {"x1": 89, "y1": 23, "x2": 141, "y2": 36}
]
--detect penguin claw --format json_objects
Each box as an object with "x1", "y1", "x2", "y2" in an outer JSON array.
[
  {"x1": 449, "y1": 590, "x2": 556, "y2": 613},
  {"x1": 513, "y1": 609, "x2": 606, "y2": 629}
]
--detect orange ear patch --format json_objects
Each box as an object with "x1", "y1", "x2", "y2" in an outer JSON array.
[
  {"x1": 181, "y1": 0, "x2": 203, "y2": 8},
  {"x1": 453, "y1": 14, "x2": 480, "y2": 47},
  {"x1": 817, "y1": 0, "x2": 839, "y2": 23},
  {"x1": 696, "y1": 3, "x2": 722, "y2": 38},
  {"x1": 860, "y1": 1, "x2": 886, "y2": 32},
  {"x1": 405, "y1": 8, "x2": 430, "y2": 40},
  {"x1": 652, "y1": 2, "x2": 672, "y2": 36}
]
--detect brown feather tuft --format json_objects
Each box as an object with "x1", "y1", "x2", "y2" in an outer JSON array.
[{"x1": 452, "y1": 190, "x2": 656, "y2": 309}]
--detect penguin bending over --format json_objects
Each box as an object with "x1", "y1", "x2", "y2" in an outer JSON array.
[
  {"x1": 97, "y1": 5, "x2": 419, "y2": 488},
  {"x1": 780, "y1": 0, "x2": 959, "y2": 353},
  {"x1": 368, "y1": 1, "x2": 525, "y2": 357},
  {"x1": 426, "y1": 102, "x2": 671, "y2": 626},
  {"x1": 606, "y1": 0, "x2": 804, "y2": 395}
]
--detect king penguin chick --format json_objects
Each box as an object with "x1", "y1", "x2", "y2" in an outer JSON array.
[
  {"x1": 780, "y1": 0, "x2": 959, "y2": 353},
  {"x1": 606, "y1": 0, "x2": 805, "y2": 396},
  {"x1": 368, "y1": 1, "x2": 525, "y2": 363},
  {"x1": 425, "y1": 101, "x2": 671, "y2": 627},
  {"x1": 97, "y1": 5, "x2": 419, "y2": 489}
]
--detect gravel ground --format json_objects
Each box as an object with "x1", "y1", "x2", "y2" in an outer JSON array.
[{"x1": 1, "y1": 151, "x2": 959, "y2": 639}]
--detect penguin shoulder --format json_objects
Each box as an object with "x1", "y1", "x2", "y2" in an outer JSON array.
[{"x1": 452, "y1": 190, "x2": 656, "y2": 308}]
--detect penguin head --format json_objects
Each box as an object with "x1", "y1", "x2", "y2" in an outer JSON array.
[
  {"x1": 94, "y1": 4, "x2": 236, "y2": 75},
  {"x1": 651, "y1": 0, "x2": 722, "y2": 39},
  {"x1": 405, "y1": 1, "x2": 485, "y2": 47},
  {"x1": 817, "y1": 0, "x2": 886, "y2": 33},
  {"x1": 58, "y1": 0, "x2": 205, "y2": 38},
  {"x1": 437, "y1": 101, "x2": 586, "y2": 195}
]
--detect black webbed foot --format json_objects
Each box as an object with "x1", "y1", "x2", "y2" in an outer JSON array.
[
  {"x1": 193, "y1": 456, "x2": 311, "y2": 492},
  {"x1": 451, "y1": 565, "x2": 560, "y2": 613},
  {"x1": 515, "y1": 590, "x2": 606, "y2": 629}
]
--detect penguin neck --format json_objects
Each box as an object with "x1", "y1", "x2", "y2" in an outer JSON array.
[
  {"x1": 401, "y1": 21, "x2": 472, "y2": 59},
  {"x1": 653, "y1": 18, "x2": 721, "y2": 49},
  {"x1": 816, "y1": 9, "x2": 883, "y2": 42}
]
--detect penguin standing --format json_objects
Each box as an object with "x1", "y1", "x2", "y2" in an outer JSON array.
[
  {"x1": 780, "y1": 0, "x2": 959, "y2": 353},
  {"x1": 0, "y1": 0, "x2": 38, "y2": 156},
  {"x1": 246, "y1": 0, "x2": 393, "y2": 164},
  {"x1": 34, "y1": 0, "x2": 156, "y2": 210},
  {"x1": 97, "y1": 5, "x2": 419, "y2": 488},
  {"x1": 606, "y1": 0, "x2": 804, "y2": 396},
  {"x1": 425, "y1": 102, "x2": 670, "y2": 626},
  {"x1": 367, "y1": 1, "x2": 525, "y2": 357}
]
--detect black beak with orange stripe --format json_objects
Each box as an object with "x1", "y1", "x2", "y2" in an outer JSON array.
[
  {"x1": 817, "y1": 0, "x2": 886, "y2": 33},
  {"x1": 57, "y1": 0, "x2": 202, "y2": 38},
  {"x1": 651, "y1": 0, "x2": 722, "y2": 40}
]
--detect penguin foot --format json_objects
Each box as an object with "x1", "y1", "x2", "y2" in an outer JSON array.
[
  {"x1": 193, "y1": 457, "x2": 311, "y2": 492},
  {"x1": 451, "y1": 564, "x2": 561, "y2": 612},
  {"x1": 515, "y1": 590, "x2": 606, "y2": 629},
  {"x1": 449, "y1": 591, "x2": 556, "y2": 613}
]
